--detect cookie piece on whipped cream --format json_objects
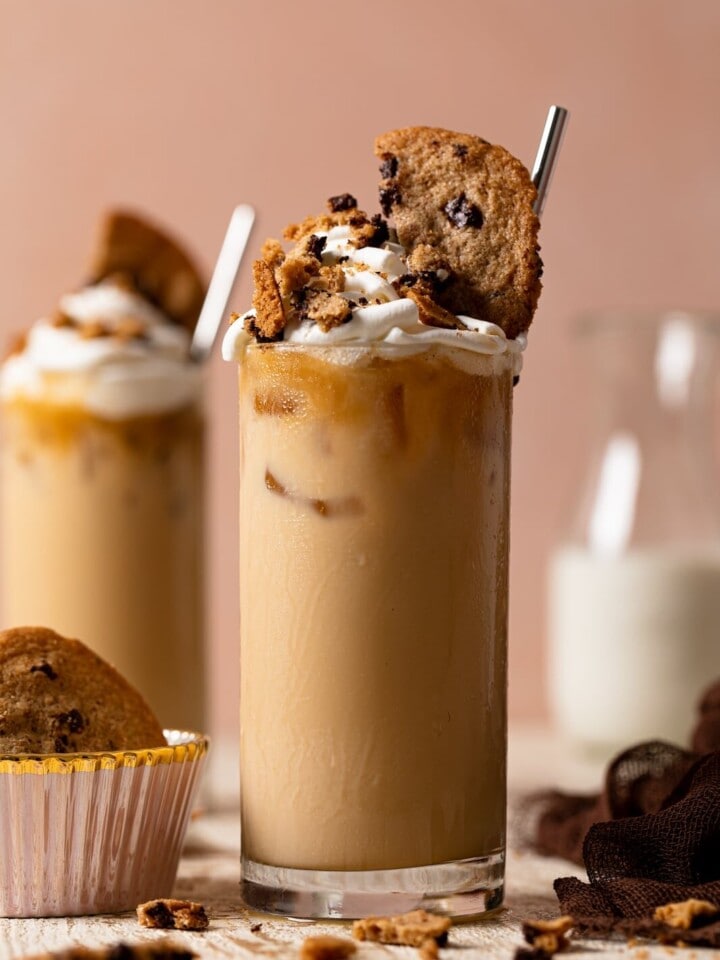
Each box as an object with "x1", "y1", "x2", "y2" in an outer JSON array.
[
  {"x1": 247, "y1": 195, "x2": 395, "y2": 339},
  {"x1": 88, "y1": 210, "x2": 206, "y2": 333},
  {"x1": 374, "y1": 127, "x2": 542, "y2": 339}
]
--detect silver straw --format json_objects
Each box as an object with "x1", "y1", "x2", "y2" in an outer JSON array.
[
  {"x1": 190, "y1": 203, "x2": 256, "y2": 363},
  {"x1": 531, "y1": 105, "x2": 569, "y2": 217}
]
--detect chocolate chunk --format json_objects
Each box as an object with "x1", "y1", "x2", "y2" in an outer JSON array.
[
  {"x1": 513, "y1": 375, "x2": 520, "y2": 387},
  {"x1": 368, "y1": 214, "x2": 390, "y2": 246},
  {"x1": 251, "y1": 923, "x2": 263, "y2": 933},
  {"x1": 306, "y1": 235, "x2": 327, "y2": 260},
  {"x1": 30, "y1": 661, "x2": 58, "y2": 680},
  {"x1": 443, "y1": 193, "x2": 483, "y2": 229},
  {"x1": 328, "y1": 193, "x2": 357, "y2": 212},
  {"x1": 56, "y1": 708, "x2": 85, "y2": 734},
  {"x1": 379, "y1": 155, "x2": 399, "y2": 179},
  {"x1": 379, "y1": 186, "x2": 402, "y2": 217},
  {"x1": 144, "y1": 901, "x2": 175, "y2": 928},
  {"x1": 453, "y1": 143, "x2": 469, "y2": 159}
]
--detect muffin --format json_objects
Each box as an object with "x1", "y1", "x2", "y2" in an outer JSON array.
[
  {"x1": 0, "y1": 627, "x2": 208, "y2": 918},
  {"x1": 0, "y1": 626, "x2": 165, "y2": 754}
]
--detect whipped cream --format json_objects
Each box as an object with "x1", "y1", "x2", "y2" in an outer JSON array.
[
  {"x1": 1, "y1": 283, "x2": 202, "y2": 419},
  {"x1": 222, "y1": 226, "x2": 525, "y2": 372}
]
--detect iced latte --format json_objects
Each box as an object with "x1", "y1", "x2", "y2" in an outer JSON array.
[
  {"x1": 224, "y1": 126, "x2": 543, "y2": 917},
  {"x1": 0, "y1": 212, "x2": 206, "y2": 732}
]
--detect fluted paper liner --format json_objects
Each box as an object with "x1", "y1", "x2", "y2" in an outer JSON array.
[{"x1": 0, "y1": 729, "x2": 208, "y2": 917}]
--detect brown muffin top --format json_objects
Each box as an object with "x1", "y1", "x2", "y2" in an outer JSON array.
[
  {"x1": 0, "y1": 626, "x2": 166, "y2": 755},
  {"x1": 374, "y1": 126, "x2": 542, "y2": 339}
]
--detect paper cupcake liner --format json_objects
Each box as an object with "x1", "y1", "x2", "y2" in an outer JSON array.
[{"x1": 0, "y1": 729, "x2": 208, "y2": 918}]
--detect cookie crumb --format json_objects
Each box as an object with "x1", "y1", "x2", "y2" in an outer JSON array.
[
  {"x1": 251, "y1": 259, "x2": 286, "y2": 340},
  {"x1": 352, "y1": 909, "x2": 451, "y2": 948},
  {"x1": 418, "y1": 938, "x2": 439, "y2": 960},
  {"x1": 51, "y1": 311, "x2": 77, "y2": 329},
  {"x1": 137, "y1": 898, "x2": 209, "y2": 931},
  {"x1": 79, "y1": 320, "x2": 110, "y2": 339},
  {"x1": 517, "y1": 916, "x2": 574, "y2": 959},
  {"x1": 300, "y1": 936, "x2": 357, "y2": 960},
  {"x1": 653, "y1": 899, "x2": 719, "y2": 931}
]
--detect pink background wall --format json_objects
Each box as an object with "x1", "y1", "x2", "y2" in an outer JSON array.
[{"x1": 1, "y1": 1, "x2": 719, "y2": 741}]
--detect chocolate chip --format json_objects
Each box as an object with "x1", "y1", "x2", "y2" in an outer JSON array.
[
  {"x1": 453, "y1": 143, "x2": 469, "y2": 159},
  {"x1": 379, "y1": 154, "x2": 398, "y2": 179},
  {"x1": 358, "y1": 297, "x2": 369, "y2": 306},
  {"x1": 368, "y1": 213, "x2": 389, "y2": 247},
  {"x1": 30, "y1": 661, "x2": 57, "y2": 680},
  {"x1": 379, "y1": 186, "x2": 401, "y2": 217},
  {"x1": 396, "y1": 273, "x2": 419, "y2": 288},
  {"x1": 246, "y1": 314, "x2": 284, "y2": 344},
  {"x1": 306, "y1": 234, "x2": 327, "y2": 260},
  {"x1": 56, "y1": 708, "x2": 85, "y2": 734},
  {"x1": 145, "y1": 901, "x2": 175, "y2": 928},
  {"x1": 443, "y1": 193, "x2": 483, "y2": 229},
  {"x1": 251, "y1": 922, "x2": 263, "y2": 933},
  {"x1": 513, "y1": 375, "x2": 520, "y2": 387},
  {"x1": 328, "y1": 193, "x2": 357, "y2": 212}
]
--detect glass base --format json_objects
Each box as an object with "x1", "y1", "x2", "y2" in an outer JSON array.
[{"x1": 241, "y1": 851, "x2": 505, "y2": 920}]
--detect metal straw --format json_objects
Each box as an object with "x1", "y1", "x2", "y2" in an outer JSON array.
[
  {"x1": 531, "y1": 105, "x2": 569, "y2": 217},
  {"x1": 190, "y1": 203, "x2": 256, "y2": 363}
]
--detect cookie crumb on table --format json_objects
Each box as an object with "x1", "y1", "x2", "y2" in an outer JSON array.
[
  {"x1": 299, "y1": 935, "x2": 357, "y2": 960},
  {"x1": 653, "y1": 899, "x2": 720, "y2": 930},
  {"x1": 352, "y1": 909, "x2": 451, "y2": 947},
  {"x1": 137, "y1": 897, "x2": 209, "y2": 930}
]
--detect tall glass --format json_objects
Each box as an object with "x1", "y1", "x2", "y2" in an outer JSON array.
[
  {"x1": 0, "y1": 386, "x2": 205, "y2": 732},
  {"x1": 238, "y1": 341, "x2": 513, "y2": 918}
]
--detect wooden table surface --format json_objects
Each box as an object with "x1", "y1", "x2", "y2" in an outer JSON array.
[{"x1": 0, "y1": 731, "x2": 692, "y2": 960}]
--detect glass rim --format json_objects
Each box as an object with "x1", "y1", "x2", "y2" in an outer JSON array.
[
  {"x1": 244, "y1": 339, "x2": 519, "y2": 362},
  {"x1": 574, "y1": 308, "x2": 720, "y2": 337}
]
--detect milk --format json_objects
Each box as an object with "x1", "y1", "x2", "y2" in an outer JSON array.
[{"x1": 548, "y1": 545, "x2": 720, "y2": 752}]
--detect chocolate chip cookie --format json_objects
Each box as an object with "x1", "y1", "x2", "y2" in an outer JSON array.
[
  {"x1": 374, "y1": 126, "x2": 542, "y2": 338},
  {"x1": 0, "y1": 626, "x2": 166, "y2": 754},
  {"x1": 88, "y1": 210, "x2": 206, "y2": 333}
]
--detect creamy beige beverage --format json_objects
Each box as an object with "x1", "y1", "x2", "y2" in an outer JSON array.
[
  {"x1": 224, "y1": 124, "x2": 544, "y2": 917},
  {"x1": 1, "y1": 262, "x2": 205, "y2": 731},
  {"x1": 238, "y1": 343, "x2": 512, "y2": 871}
]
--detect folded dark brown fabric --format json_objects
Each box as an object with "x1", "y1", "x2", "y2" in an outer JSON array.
[{"x1": 532, "y1": 680, "x2": 720, "y2": 932}]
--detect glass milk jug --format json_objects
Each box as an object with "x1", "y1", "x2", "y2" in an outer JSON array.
[{"x1": 548, "y1": 311, "x2": 720, "y2": 754}]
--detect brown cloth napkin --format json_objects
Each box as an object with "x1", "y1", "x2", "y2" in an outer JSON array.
[{"x1": 532, "y1": 681, "x2": 720, "y2": 937}]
